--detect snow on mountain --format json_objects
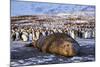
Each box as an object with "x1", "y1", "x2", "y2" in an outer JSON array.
[{"x1": 11, "y1": 0, "x2": 95, "y2": 16}]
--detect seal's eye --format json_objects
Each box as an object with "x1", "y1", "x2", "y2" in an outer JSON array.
[{"x1": 67, "y1": 44, "x2": 69, "y2": 47}]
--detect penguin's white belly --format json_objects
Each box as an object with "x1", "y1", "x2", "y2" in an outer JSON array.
[
  {"x1": 22, "y1": 34, "x2": 28, "y2": 41},
  {"x1": 84, "y1": 32, "x2": 88, "y2": 38}
]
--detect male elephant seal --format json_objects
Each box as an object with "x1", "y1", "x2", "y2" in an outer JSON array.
[{"x1": 35, "y1": 33, "x2": 80, "y2": 57}]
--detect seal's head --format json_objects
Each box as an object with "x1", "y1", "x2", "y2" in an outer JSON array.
[{"x1": 48, "y1": 39, "x2": 76, "y2": 56}]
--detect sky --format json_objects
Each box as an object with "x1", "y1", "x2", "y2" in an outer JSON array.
[{"x1": 11, "y1": 0, "x2": 95, "y2": 16}]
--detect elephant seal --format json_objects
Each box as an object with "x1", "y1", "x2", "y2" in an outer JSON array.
[{"x1": 35, "y1": 33, "x2": 80, "y2": 57}]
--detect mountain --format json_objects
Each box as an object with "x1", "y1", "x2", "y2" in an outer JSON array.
[{"x1": 11, "y1": 0, "x2": 95, "y2": 16}]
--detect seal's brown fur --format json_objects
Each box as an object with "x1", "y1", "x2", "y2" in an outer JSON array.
[{"x1": 35, "y1": 33, "x2": 80, "y2": 57}]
